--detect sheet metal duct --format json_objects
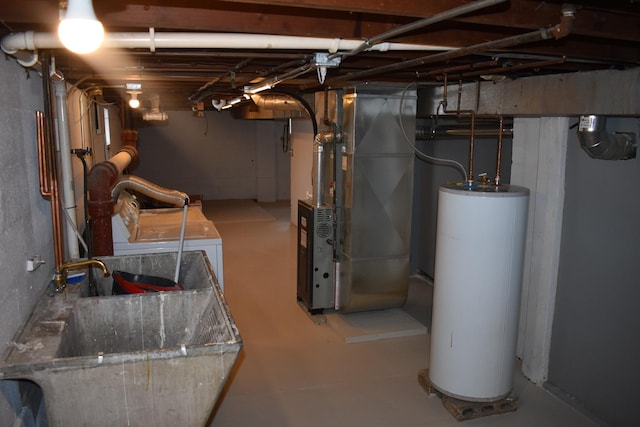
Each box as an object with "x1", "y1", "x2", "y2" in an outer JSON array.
[
  {"x1": 577, "y1": 115, "x2": 636, "y2": 160},
  {"x1": 331, "y1": 85, "x2": 417, "y2": 313},
  {"x1": 231, "y1": 94, "x2": 309, "y2": 120}
]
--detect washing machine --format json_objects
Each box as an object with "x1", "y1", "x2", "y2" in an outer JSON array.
[{"x1": 111, "y1": 191, "x2": 225, "y2": 290}]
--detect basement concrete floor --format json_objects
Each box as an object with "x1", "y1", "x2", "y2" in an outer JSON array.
[{"x1": 205, "y1": 200, "x2": 598, "y2": 427}]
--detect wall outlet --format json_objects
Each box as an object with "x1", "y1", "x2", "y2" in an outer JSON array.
[{"x1": 26, "y1": 256, "x2": 45, "y2": 272}]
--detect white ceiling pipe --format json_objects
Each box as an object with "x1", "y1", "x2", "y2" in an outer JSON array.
[{"x1": 1, "y1": 30, "x2": 454, "y2": 55}]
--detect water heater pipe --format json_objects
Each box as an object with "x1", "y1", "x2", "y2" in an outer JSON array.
[{"x1": 494, "y1": 116, "x2": 505, "y2": 185}]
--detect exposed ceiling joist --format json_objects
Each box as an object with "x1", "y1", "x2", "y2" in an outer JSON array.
[{"x1": 0, "y1": 0, "x2": 637, "y2": 110}]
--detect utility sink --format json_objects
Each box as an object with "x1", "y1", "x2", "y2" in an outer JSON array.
[{"x1": 0, "y1": 251, "x2": 242, "y2": 427}]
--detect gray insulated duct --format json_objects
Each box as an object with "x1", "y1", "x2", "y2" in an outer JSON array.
[{"x1": 577, "y1": 115, "x2": 636, "y2": 160}]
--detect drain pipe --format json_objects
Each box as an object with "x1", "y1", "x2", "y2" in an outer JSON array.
[
  {"x1": 53, "y1": 78, "x2": 80, "y2": 259},
  {"x1": 1, "y1": 31, "x2": 452, "y2": 54},
  {"x1": 88, "y1": 146, "x2": 139, "y2": 256},
  {"x1": 577, "y1": 115, "x2": 637, "y2": 160}
]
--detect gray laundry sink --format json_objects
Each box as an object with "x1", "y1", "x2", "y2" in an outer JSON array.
[{"x1": 0, "y1": 251, "x2": 242, "y2": 427}]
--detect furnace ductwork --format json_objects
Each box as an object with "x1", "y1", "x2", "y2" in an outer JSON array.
[{"x1": 577, "y1": 115, "x2": 636, "y2": 160}]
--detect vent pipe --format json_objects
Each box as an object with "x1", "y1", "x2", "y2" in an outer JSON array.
[
  {"x1": 88, "y1": 146, "x2": 139, "y2": 256},
  {"x1": 577, "y1": 115, "x2": 636, "y2": 160}
]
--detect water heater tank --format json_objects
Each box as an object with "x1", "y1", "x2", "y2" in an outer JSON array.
[{"x1": 429, "y1": 183, "x2": 529, "y2": 402}]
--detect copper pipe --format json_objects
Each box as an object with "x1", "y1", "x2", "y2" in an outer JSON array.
[
  {"x1": 468, "y1": 112, "x2": 476, "y2": 183},
  {"x1": 441, "y1": 75, "x2": 481, "y2": 184},
  {"x1": 36, "y1": 111, "x2": 51, "y2": 197},
  {"x1": 495, "y1": 116, "x2": 504, "y2": 185},
  {"x1": 40, "y1": 52, "x2": 64, "y2": 271},
  {"x1": 456, "y1": 80, "x2": 463, "y2": 115}
]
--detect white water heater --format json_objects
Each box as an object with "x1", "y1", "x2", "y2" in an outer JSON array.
[{"x1": 429, "y1": 183, "x2": 529, "y2": 402}]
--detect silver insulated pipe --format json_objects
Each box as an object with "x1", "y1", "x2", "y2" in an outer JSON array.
[
  {"x1": 111, "y1": 175, "x2": 189, "y2": 207},
  {"x1": 312, "y1": 131, "x2": 334, "y2": 207}
]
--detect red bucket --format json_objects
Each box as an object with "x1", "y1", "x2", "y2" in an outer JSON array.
[{"x1": 112, "y1": 270, "x2": 184, "y2": 295}]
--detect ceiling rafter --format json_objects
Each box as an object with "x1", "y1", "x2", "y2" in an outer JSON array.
[{"x1": 0, "y1": 0, "x2": 637, "y2": 110}]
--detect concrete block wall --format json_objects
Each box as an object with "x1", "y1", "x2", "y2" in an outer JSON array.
[
  {"x1": 134, "y1": 110, "x2": 288, "y2": 201},
  {"x1": 0, "y1": 57, "x2": 54, "y2": 425}
]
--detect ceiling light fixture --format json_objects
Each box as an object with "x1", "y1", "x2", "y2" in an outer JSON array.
[
  {"x1": 128, "y1": 92, "x2": 140, "y2": 109},
  {"x1": 125, "y1": 82, "x2": 142, "y2": 109},
  {"x1": 58, "y1": 0, "x2": 104, "y2": 54}
]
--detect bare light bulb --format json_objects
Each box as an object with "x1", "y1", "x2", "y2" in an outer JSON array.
[
  {"x1": 58, "y1": 0, "x2": 104, "y2": 54},
  {"x1": 128, "y1": 93, "x2": 141, "y2": 109}
]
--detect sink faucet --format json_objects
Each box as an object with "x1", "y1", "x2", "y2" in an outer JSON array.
[{"x1": 53, "y1": 259, "x2": 110, "y2": 292}]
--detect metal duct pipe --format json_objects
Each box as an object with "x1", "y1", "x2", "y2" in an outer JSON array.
[
  {"x1": 111, "y1": 176, "x2": 189, "y2": 207},
  {"x1": 88, "y1": 146, "x2": 139, "y2": 256},
  {"x1": 313, "y1": 131, "x2": 334, "y2": 207},
  {"x1": 577, "y1": 115, "x2": 637, "y2": 160},
  {"x1": 251, "y1": 94, "x2": 306, "y2": 111}
]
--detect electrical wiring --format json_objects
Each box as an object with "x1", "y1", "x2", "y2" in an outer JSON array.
[{"x1": 399, "y1": 82, "x2": 468, "y2": 181}]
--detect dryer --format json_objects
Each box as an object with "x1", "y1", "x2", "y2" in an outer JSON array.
[{"x1": 111, "y1": 191, "x2": 225, "y2": 290}]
